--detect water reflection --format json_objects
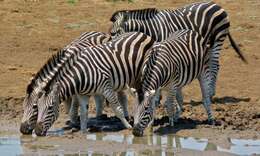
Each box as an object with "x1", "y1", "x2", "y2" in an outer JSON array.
[
  {"x1": 86, "y1": 133, "x2": 211, "y2": 150},
  {"x1": 0, "y1": 133, "x2": 260, "y2": 156},
  {"x1": 117, "y1": 149, "x2": 173, "y2": 156},
  {"x1": 218, "y1": 139, "x2": 260, "y2": 155},
  {"x1": 85, "y1": 133, "x2": 260, "y2": 155}
]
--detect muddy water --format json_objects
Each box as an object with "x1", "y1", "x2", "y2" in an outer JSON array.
[{"x1": 1, "y1": 131, "x2": 260, "y2": 156}]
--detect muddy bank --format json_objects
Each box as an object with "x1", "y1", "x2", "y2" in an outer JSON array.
[{"x1": 0, "y1": 96, "x2": 259, "y2": 141}]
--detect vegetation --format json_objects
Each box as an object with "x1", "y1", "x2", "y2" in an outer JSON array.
[
  {"x1": 67, "y1": 0, "x2": 78, "y2": 5},
  {"x1": 106, "y1": 0, "x2": 134, "y2": 3}
]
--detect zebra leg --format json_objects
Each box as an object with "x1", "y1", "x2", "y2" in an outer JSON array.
[
  {"x1": 77, "y1": 94, "x2": 89, "y2": 133},
  {"x1": 102, "y1": 88, "x2": 132, "y2": 129},
  {"x1": 94, "y1": 95, "x2": 105, "y2": 117},
  {"x1": 164, "y1": 88, "x2": 180, "y2": 126},
  {"x1": 63, "y1": 98, "x2": 72, "y2": 114},
  {"x1": 69, "y1": 95, "x2": 79, "y2": 127},
  {"x1": 64, "y1": 97, "x2": 71, "y2": 126},
  {"x1": 171, "y1": 88, "x2": 183, "y2": 122},
  {"x1": 209, "y1": 47, "x2": 219, "y2": 98},
  {"x1": 198, "y1": 71, "x2": 215, "y2": 125},
  {"x1": 118, "y1": 91, "x2": 129, "y2": 118},
  {"x1": 208, "y1": 37, "x2": 226, "y2": 98},
  {"x1": 153, "y1": 89, "x2": 162, "y2": 107},
  {"x1": 176, "y1": 88, "x2": 184, "y2": 112}
]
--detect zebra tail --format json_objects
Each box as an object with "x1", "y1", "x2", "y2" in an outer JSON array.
[{"x1": 228, "y1": 33, "x2": 248, "y2": 64}]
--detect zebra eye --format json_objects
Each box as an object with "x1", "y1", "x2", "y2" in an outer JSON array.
[
  {"x1": 38, "y1": 91, "x2": 44, "y2": 98},
  {"x1": 48, "y1": 104, "x2": 54, "y2": 109},
  {"x1": 33, "y1": 104, "x2": 37, "y2": 108}
]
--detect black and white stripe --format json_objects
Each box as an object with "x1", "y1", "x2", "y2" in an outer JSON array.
[
  {"x1": 20, "y1": 31, "x2": 111, "y2": 134},
  {"x1": 33, "y1": 32, "x2": 155, "y2": 136},
  {"x1": 132, "y1": 30, "x2": 211, "y2": 136},
  {"x1": 110, "y1": 1, "x2": 247, "y2": 102}
]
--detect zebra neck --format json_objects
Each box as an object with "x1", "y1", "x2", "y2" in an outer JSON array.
[
  {"x1": 30, "y1": 49, "x2": 74, "y2": 95},
  {"x1": 56, "y1": 66, "x2": 80, "y2": 102},
  {"x1": 56, "y1": 77, "x2": 76, "y2": 103},
  {"x1": 126, "y1": 18, "x2": 162, "y2": 41}
]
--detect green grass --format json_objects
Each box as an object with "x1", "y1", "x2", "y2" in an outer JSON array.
[
  {"x1": 67, "y1": 0, "x2": 78, "y2": 5},
  {"x1": 106, "y1": 0, "x2": 134, "y2": 3}
]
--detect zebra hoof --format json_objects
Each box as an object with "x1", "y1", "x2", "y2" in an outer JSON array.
[
  {"x1": 207, "y1": 119, "x2": 216, "y2": 125},
  {"x1": 63, "y1": 121, "x2": 79, "y2": 131},
  {"x1": 80, "y1": 129, "x2": 88, "y2": 134},
  {"x1": 71, "y1": 127, "x2": 80, "y2": 133}
]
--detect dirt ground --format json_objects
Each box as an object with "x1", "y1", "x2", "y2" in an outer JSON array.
[{"x1": 0, "y1": 0, "x2": 260, "y2": 150}]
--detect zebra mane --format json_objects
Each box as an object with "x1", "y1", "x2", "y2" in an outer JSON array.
[
  {"x1": 43, "y1": 47, "x2": 81, "y2": 95},
  {"x1": 26, "y1": 49, "x2": 66, "y2": 94},
  {"x1": 110, "y1": 8, "x2": 159, "y2": 22}
]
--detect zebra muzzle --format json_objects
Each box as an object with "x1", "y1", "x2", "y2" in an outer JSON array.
[
  {"x1": 20, "y1": 122, "x2": 33, "y2": 135},
  {"x1": 132, "y1": 124, "x2": 144, "y2": 137},
  {"x1": 35, "y1": 122, "x2": 46, "y2": 136}
]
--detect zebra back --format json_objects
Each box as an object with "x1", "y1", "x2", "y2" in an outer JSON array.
[
  {"x1": 110, "y1": 8, "x2": 159, "y2": 22},
  {"x1": 41, "y1": 32, "x2": 155, "y2": 101},
  {"x1": 110, "y1": 1, "x2": 229, "y2": 45}
]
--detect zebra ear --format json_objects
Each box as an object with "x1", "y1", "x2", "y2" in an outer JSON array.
[
  {"x1": 50, "y1": 82, "x2": 60, "y2": 96},
  {"x1": 38, "y1": 90, "x2": 45, "y2": 98},
  {"x1": 26, "y1": 77, "x2": 36, "y2": 94},
  {"x1": 110, "y1": 10, "x2": 128, "y2": 22},
  {"x1": 123, "y1": 11, "x2": 129, "y2": 21}
]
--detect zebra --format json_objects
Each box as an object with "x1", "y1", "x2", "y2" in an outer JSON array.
[
  {"x1": 132, "y1": 29, "x2": 211, "y2": 136},
  {"x1": 109, "y1": 1, "x2": 247, "y2": 117},
  {"x1": 20, "y1": 31, "x2": 116, "y2": 134},
  {"x1": 33, "y1": 32, "x2": 155, "y2": 136}
]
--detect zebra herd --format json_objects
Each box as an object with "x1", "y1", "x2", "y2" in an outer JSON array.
[{"x1": 20, "y1": 1, "x2": 247, "y2": 136}]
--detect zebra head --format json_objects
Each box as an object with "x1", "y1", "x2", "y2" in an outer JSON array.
[
  {"x1": 34, "y1": 83, "x2": 60, "y2": 136},
  {"x1": 20, "y1": 94, "x2": 38, "y2": 134},
  {"x1": 132, "y1": 90, "x2": 158, "y2": 137},
  {"x1": 20, "y1": 80, "x2": 42, "y2": 135},
  {"x1": 110, "y1": 10, "x2": 128, "y2": 38},
  {"x1": 110, "y1": 8, "x2": 160, "y2": 39}
]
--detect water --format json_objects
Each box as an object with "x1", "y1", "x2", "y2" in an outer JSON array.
[
  {"x1": 0, "y1": 137, "x2": 22, "y2": 156},
  {"x1": 86, "y1": 133, "x2": 260, "y2": 155},
  {"x1": 1, "y1": 132, "x2": 260, "y2": 156}
]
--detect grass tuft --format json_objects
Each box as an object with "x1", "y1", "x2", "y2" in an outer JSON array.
[
  {"x1": 106, "y1": 0, "x2": 134, "y2": 3},
  {"x1": 67, "y1": 0, "x2": 78, "y2": 5}
]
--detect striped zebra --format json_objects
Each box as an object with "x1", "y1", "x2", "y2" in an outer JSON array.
[
  {"x1": 109, "y1": 1, "x2": 247, "y2": 105},
  {"x1": 33, "y1": 32, "x2": 155, "y2": 136},
  {"x1": 132, "y1": 29, "x2": 210, "y2": 136},
  {"x1": 20, "y1": 31, "x2": 114, "y2": 134}
]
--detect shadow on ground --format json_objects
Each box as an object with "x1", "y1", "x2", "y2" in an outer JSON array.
[
  {"x1": 62, "y1": 115, "x2": 221, "y2": 135},
  {"x1": 186, "y1": 96, "x2": 251, "y2": 106}
]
